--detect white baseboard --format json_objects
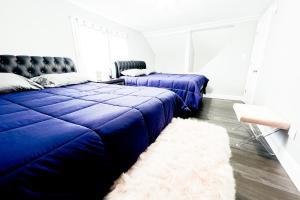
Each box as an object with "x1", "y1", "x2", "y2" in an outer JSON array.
[
  {"x1": 204, "y1": 93, "x2": 245, "y2": 102},
  {"x1": 258, "y1": 126, "x2": 300, "y2": 192}
]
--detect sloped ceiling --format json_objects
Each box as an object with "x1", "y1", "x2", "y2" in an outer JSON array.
[{"x1": 68, "y1": 0, "x2": 273, "y2": 32}]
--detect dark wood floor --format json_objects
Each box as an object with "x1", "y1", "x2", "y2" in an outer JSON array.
[{"x1": 194, "y1": 98, "x2": 300, "y2": 200}]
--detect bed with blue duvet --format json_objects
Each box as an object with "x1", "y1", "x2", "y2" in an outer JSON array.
[
  {"x1": 0, "y1": 55, "x2": 189, "y2": 199},
  {"x1": 115, "y1": 61, "x2": 209, "y2": 111}
]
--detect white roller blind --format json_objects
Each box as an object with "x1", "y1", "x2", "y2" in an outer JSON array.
[
  {"x1": 109, "y1": 34, "x2": 128, "y2": 61},
  {"x1": 77, "y1": 24, "x2": 110, "y2": 80}
]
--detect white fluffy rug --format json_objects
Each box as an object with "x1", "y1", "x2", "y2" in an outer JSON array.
[{"x1": 105, "y1": 118, "x2": 235, "y2": 200}]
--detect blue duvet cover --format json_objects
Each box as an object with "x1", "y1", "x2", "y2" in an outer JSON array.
[
  {"x1": 122, "y1": 73, "x2": 209, "y2": 111},
  {"x1": 0, "y1": 82, "x2": 189, "y2": 199}
]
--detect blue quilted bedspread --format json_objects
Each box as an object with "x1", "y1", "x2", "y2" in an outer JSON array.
[
  {"x1": 0, "y1": 82, "x2": 189, "y2": 199},
  {"x1": 122, "y1": 73, "x2": 209, "y2": 111}
]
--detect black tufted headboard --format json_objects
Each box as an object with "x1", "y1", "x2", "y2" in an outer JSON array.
[
  {"x1": 0, "y1": 55, "x2": 76, "y2": 79},
  {"x1": 114, "y1": 61, "x2": 146, "y2": 78}
]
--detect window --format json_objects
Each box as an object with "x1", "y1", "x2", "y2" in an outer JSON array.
[
  {"x1": 71, "y1": 17, "x2": 128, "y2": 80},
  {"x1": 109, "y1": 33, "x2": 128, "y2": 61}
]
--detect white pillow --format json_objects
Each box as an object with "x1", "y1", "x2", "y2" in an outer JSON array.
[
  {"x1": 0, "y1": 73, "x2": 43, "y2": 93},
  {"x1": 145, "y1": 69, "x2": 156, "y2": 75},
  {"x1": 31, "y1": 73, "x2": 89, "y2": 88},
  {"x1": 121, "y1": 69, "x2": 146, "y2": 77}
]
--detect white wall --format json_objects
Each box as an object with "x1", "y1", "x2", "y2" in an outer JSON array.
[
  {"x1": 0, "y1": 0, "x2": 154, "y2": 69},
  {"x1": 252, "y1": 0, "x2": 300, "y2": 189},
  {"x1": 146, "y1": 33, "x2": 188, "y2": 73},
  {"x1": 145, "y1": 20, "x2": 257, "y2": 99},
  {"x1": 193, "y1": 22, "x2": 257, "y2": 97}
]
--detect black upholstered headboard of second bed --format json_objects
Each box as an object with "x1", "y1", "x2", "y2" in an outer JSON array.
[
  {"x1": 114, "y1": 61, "x2": 146, "y2": 78},
  {"x1": 0, "y1": 55, "x2": 76, "y2": 78}
]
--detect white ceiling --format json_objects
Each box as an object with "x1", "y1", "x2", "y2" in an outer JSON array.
[{"x1": 68, "y1": 0, "x2": 273, "y2": 32}]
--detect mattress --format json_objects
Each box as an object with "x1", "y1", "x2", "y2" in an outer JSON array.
[
  {"x1": 0, "y1": 82, "x2": 189, "y2": 199},
  {"x1": 122, "y1": 73, "x2": 209, "y2": 111}
]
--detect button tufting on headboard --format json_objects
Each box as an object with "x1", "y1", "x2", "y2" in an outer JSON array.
[
  {"x1": 114, "y1": 61, "x2": 146, "y2": 78},
  {"x1": 0, "y1": 55, "x2": 76, "y2": 78}
]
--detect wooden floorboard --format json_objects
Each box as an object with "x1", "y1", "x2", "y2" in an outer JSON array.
[{"x1": 194, "y1": 98, "x2": 300, "y2": 200}]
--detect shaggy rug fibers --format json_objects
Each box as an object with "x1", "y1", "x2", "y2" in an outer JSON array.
[{"x1": 105, "y1": 118, "x2": 235, "y2": 200}]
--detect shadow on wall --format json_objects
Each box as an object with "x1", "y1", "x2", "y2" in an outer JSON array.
[
  {"x1": 205, "y1": 85, "x2": 214, "y2": 94},
  {"x1": 146, "y1": 21, "x2": 257, "y2": 97},
  {"x1": 192, "y1": 26, "x2": 234, "y2": 72},
  {"x1": 192, "y1": 26, "x2": 233, "y2": 95},
  {"x1": 193, "y1": 22, "x2": 256, "y2": 97}
]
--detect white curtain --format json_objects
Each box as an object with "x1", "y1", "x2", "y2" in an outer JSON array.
[
  {"x1": 71, "y1": 17, "x2": 129, "y2": 80},
  {"x1": 77, "y1": 24, "x2": 110, "y2": 80},
  {"x1": 109, "y1": 34, "x2": 129, "y2": 78}
]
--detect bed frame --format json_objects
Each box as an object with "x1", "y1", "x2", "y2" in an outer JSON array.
[
  {"x1": 1, "y1": 56, "x2": 187, "y2": 199},
  {"x1": 0, "y1": 55, "x2": 76, "y2": 78},
  {"x1": 115, "y1": 61, "x2": 146, "y2": 78}
]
